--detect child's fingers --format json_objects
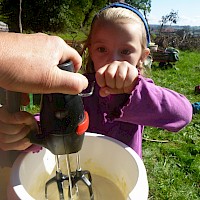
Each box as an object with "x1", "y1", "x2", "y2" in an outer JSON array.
[
  {"x1": 95, "y1": 66, "x2": 107, "y2": 87},
  {"x1": 99, "y1": 84, "x2": 137, "y2": 97},
  {"x1": 103, "y1": 64, "x2": 118, "y2": 89},
  {"x1": 123, "y1": 67, "x2": 138, "y2": 88},
  {"x1": 115, "y1": 66, "x2": 127, "y2": 89},
  {"x1": 99, "y1": 87, "x2": 124, "y2": 97}
]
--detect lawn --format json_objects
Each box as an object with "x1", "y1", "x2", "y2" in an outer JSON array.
[{"x1": 143, "y1": 51, "x2": 200, "y2": 200}]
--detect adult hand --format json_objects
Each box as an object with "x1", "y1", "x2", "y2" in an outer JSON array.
[
  {"x1": 0, "y1": 107, "x2": 36, "y2": 151},
  {"x1": 0, "y1": 32, "x2": 88, "y2": 94}
]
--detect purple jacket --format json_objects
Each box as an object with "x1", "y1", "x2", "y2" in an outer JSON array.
[{"x1": 83, "y1": 73, "x2": 193, "y2": 158}]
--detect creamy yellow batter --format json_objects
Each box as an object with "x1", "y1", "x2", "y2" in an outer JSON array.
[{"x1": 29, "y1": 172, "x2": 125, "y2": 200}]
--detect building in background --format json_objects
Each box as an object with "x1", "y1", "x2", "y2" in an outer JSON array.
[{"x1": 0, "y1": 21, "x2": 9, "y2": 32}]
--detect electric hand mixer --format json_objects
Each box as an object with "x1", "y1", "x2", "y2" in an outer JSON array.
[{"x1": 4, "y1": 61, "x2": 94, "y2": 200}]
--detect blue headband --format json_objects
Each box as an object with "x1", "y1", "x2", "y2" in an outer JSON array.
[{"x1": 95, "y1": 2, "x2": 150, "y2": 46}]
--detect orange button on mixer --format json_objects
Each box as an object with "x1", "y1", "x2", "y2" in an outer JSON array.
[{"x1": 76, "y1": 111, "x2": 89, "y2": 135}]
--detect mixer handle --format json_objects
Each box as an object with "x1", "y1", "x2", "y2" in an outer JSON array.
[{"x1": 58, "y1": 60, "x2": 74, "y2": 72}]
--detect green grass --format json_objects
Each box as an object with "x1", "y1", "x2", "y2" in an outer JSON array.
[{"x1": 143, "y1": 51, "x2": 200, "y2": 200}]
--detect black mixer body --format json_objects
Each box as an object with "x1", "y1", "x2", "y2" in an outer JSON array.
[
  {"x1": 40, "y1": 92, "x2": 85, "y2": 155},
  {"x1": 29, "y1": 60, "x2": 89, "y2": 155}
]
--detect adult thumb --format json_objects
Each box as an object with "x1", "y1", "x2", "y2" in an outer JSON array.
[{"x1": 44, "y1": 67, "x2": 88, "y2": 94}]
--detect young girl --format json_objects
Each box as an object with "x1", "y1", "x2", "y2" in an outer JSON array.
[
  {"x1": 81, "y1": 2, "x2": 192, "y2": 158},
  {"x1": 0, "y1": 3, "x2": 192, "y2": 159}
]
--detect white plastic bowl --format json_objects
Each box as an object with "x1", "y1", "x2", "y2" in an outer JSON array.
[{"x1": 8, "y1": 132, "x2": 149, "y2": 200}]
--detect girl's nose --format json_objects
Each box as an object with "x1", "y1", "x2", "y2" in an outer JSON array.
[{"x1": 108, "y1": 51, "x2": 121, "y2": 62}]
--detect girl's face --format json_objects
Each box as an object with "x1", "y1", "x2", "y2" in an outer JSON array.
[{"x1": 89, "y1": 20, "x2": 148, "y2": 72}]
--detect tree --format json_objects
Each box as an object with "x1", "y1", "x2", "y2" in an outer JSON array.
[
  {"x1": 0, "y1": 0, "x2": 108, "y2": 32},
  {"x1": 125, "y1": 0, "x2": 151, "y2": 13},
  {"x1": 0, "y1": 0, "x2": 151, "y2": 33},
  {"x1": 159, "y1": 10, "x2": 179, "y2": 35},
  {"x1": 19, "y1": 0, "x2": 22, "y2": 32},
  {"x1": 108, "y1": 0, "x2": 152, "y2": 33},
  {"x1": 125, "y1": 0, "x2": 151, "y2": 35},
  {"x1": 109, "y1": 0, "x2": 125, "y2": 2},
  {"x1": 69, "y1": 0, "x2": 107, "y2": 30}
]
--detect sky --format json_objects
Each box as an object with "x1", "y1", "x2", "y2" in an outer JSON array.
[{"x1": 147, "y1": 0, "x2": 200, "y2": 26}]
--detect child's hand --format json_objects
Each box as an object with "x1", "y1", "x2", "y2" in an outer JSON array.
[
  {"x1": 95, "y1": 61, "x2": 138, "y2": 97},
  {"x1": 0, "y1": 107, "x2": 37, "y2": 151}
]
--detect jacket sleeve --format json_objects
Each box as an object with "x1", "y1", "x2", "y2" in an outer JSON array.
[{"x1": 117, "y1": 75, "x2": 193, "y2": 132}]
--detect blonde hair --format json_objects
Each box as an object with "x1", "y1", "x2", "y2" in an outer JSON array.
[{"x1": 81, "y1": 7, "x2": 148, "y2": 74}]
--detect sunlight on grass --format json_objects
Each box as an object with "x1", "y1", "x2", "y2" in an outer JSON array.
[{"x1": 143, "y1": 51, "x2": 200, "y2": 200}]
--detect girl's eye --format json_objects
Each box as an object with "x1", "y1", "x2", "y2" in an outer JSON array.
[
  {"x1": 121, "y1": 49, "x2": 131, "y2": 55},
  {"x1": 97, "y1": 47, "x2": 106, "y2": 53}
]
